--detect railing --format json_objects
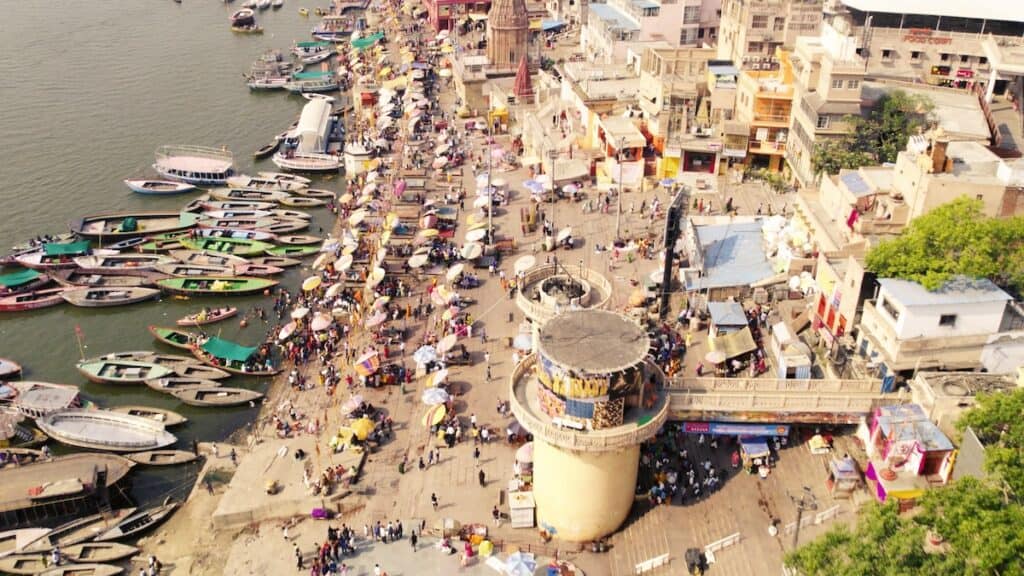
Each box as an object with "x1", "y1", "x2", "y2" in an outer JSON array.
[
  {"x1": 509, "y1": 356, "x2": 670, "y2": 452},
  {"x1": 667, "y1": 376, "x2": 879, "y2": 394},
  {"x1": 515, "y1": 264, "x2": 613, "y2": 324},
  {"x1": 667, "y1": 391, "x2": 886, "y2": 412},
  {"x1": 748, "y1": 139, "x2": 787, "y2": 154}
]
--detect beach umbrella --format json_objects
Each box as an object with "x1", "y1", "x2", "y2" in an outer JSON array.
[
  {"x1": 516, "y1": 442, "x2": 534, "y2": 463},
  {"x1": 522, "y1": 179, "x2": 544, "y2": 193},
  {"x1": 417, "y1": 228, "x2": 439, "y2": 239},
  {"x1": 438, "y1": 68, "x2": 452, "y2": 78},
  {"x1": 311, "y1": 312, "x2": 332, "y2": 332},
  {"x1": 466, "y1": 213, "x2": 482, "y2": 226},
  {"x1": 421, "y1": 387, "x2": 450, "y2": 406},
  {"x1": 705, "y1": 350, "x2": 727, "y2": 365},
  {"x1": 504, "y1": 552, "x2": 537, "y2": 576},
  {"x1": 432, "y1": 156, "x2": 448, "y2": 169},
  {"x1": 313, "y1": 253, "x2": 333, "y2": 271},
  {"x1": 338, "y1": 192, "x2": 354, "y2": 205},
  {"x1": 291, "y1": 307, "x2": 310, "y2": 320},
  {"x1": 446, "y1": 263, "x2": 464, "y2": 282},
  {"x1": 374, "y1": 247, "x2": 387, "y2": 265},
  {"x1": 354, "y1": 350, "x2": 380, "y2": 376},
  {"x1": 475, "y1": 173, "x2": 490, "y2": 188},
  {"x1": 556, "y1": 227, "x2": 573, "y2": 243},
  {"x1": 384, "y1": 212, "x2": 399, "y2": 230},
  {"x1": 465, "y1": 228, "x2": 487, "y2": 243},
  {"x1": 342, "y1": 244, "x2": 357, "y2": 256},
  {"x1": 321, "y1": 238, "x2": 340, "y2": 253},
  {"x1": 413, "y1": 345, "x2": 438, "y2": 366},
  {"x1": 472, "y1": 196, "x2": 490, "y2": 209},
  {"x1": 423, "y1": 368, "x2": 449, "y2": 389},
  {"x1": 302, "y1": 276, "x2": 322, "y2": 292},
  {"x1": 350, "y1": 417, "x2": 375, "y2": 440},
  {"x1": 348, "y1": 210, "x2": 367, "y2": 227},
  {"x1": 490, "y1": 147, "x2": 505, "y2": 159},
  {"x1": 535, "y1": 173, "x2": 552, "y2": 188},
  {"x1": 514, "y1": 255, "x2": 536, "y2": 275},
  {"x1": 421, "y1": 404, "x2": 446, "y2": 427},
  {"x1": 336, "y1": 253, "x2": 354, "y2": 271},
  {"x1": 435, "y1": 143, "x2": 450, "y2": 156},
  {"x1": 340, "y1": 394, "x2": 364, "y2": 415},
  {"x1": 628, "y1": 288, "x2": 646, "y2": 307},
  {"x1": 562, "y1": 183, "x2": 579, "y2": 194},
  {"x1": 364, "y1": 311, "x2": 388, "y2": 328},
  {"x1": 461, "y1": 242, "x2": 482, "y2": 260},
  {"x1": 278, "y1": 321, "x2": 298, "y2": 342},
  {"x1": 368, "y1": 266, "x2": 386, "y2": 287},
  {"x1": 436, "y1": 334, "x2": 459, "y2": 356},
  {"x1": 413, "y1": 246, "x2": 430, "y2": 255},
  {"x1": 513, "y1": 333, "x2": 533, "y2": 351},
  {"x1": 373, "y1": 295, "x2": 391, "y2": 309},
  {"x1": 408, "y1": 253, "x2": 429, "y2": 268},
  {"x1": 467, "y1": 222, "x2": 488, "y2": 232},
  {"x1": 325, "y1": 283, "x2": 343, "y2": 299},
  {"x1": 362, "y1": 182, "x2": 378, "y2": 195},
  {"x1": 366, "y1": 171, "x2": 379, "y2": 183}
]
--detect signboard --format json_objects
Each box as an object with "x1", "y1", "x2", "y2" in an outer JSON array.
[
  {"x1": 956, "y1": 68, "x2": 974, "y2": 78},
  {"x1": 682, "y1": 422, "x2": 791, "y2": 436},
  {"x1": 903, "y1": 29, "x2": 952, "y2": 45},
  {"x1": 930, "y1": 66, "x2": 951, "y2": 76}
]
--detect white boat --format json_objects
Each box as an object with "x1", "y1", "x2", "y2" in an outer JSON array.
[
  {"x1": 300, "y1": 50, "x2": 334, "y2": 65},
  {"x1": 123, "y1": 179, "x2": 197, "y2": 195},
  {"x1": 284, "y1": 78, "x2": 339, "y2": 93},
  {"x1": 0, "y1": 529, "x2": 51, "y2": 559},
  {"x1": 272, "y1": 151, "x2": 342, "y2": 172},
  {"x1": 73, "y1": 254, "x2": 176, "y2": 271},
  {"x1": 312, "y1": 15, "x2": 352, "y2": 41},
  {"x1": 291, "y1": 40, "x2": 331, "y2": 58},
  {"x1": 153, "y1": 145, "x2": 234, "y2": 187},
  {"x1": 36, "y1": 409, "x2": 177, "y2": 453},
  {"x1": 8, "y1": 381, "x2": 83, "y2": 419},
  {"x1": 241, "y1": 0, "x2": 256, "y2": 6},
  {"x1": 257, "y1": 0, "x2": 271, "y2": 9},
  {"x1": 257, "y1": 171, "x2": 312, "y2": 185},
  {"x1": 247, "y1": 75, "x2": 290, "y2": 90},
  {"x1": 201, "y1": 209, "x2": 273, "y2": 219},
  {"x1": 272, "y1": 0, "x2": 284, "y2": 7},
  {"x1": 272, "y1": 96, "x2": 342, "y2": 172},
  {"x1": 227, "y1": 175, "x2": 307, "y2": 192}
]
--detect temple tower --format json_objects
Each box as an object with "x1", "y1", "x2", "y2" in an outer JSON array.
[{"x1": 486, "y1": 0, "x2": 529, "y2": 71}]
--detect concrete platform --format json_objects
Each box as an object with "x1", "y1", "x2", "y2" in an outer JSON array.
[{"x1": 212, "y1": 436, "x2": 364, "y2": 529}]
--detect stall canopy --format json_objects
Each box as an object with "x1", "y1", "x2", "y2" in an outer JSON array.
[
  {"x1": 740, "y1": 437, "x2": 771, "y2": 458},
  {"x1": 708, "y1": 326, "x2": 757, "y2": 359},
  {"x1": 708, "y1": 301, "x2": 747, "y2": 333},
  {"x1": 352, "y1": 32, "x2": 385, "y2": 50},
  {"x1": 201, "y1": 337, "x2": 257, "y2": 363},
  {"x1": 0, "y1": 268, "x2": 41, "y2": 287},
  {"x1": 541, "y1": 19, "x2": 567, "y2": 31},
  {"x1": 44, "y1": 240, "x2": 91, "y2": 256}
]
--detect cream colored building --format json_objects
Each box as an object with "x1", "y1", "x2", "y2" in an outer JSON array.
[
  {"x1": 717, "y1": 0, "x2": 824, "y2": 70},
  {"x1": 734, "y1": 49, "x2": 795, "y2": 171}
]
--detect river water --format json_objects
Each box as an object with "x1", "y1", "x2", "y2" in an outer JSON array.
[{"x1": 0, "y1": 1, "x2": 343, "y2": 504}]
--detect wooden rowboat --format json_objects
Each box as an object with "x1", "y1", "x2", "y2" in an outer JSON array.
[
  {"x1": 97, "y1": 351, "x2": 198, "y2": 366},
  {"x1": 167, "y1": 250, "x2": 247, "y2": 267},
  {"x1": 253, "y1": 141, "x2": 280, "y2": 159},
  {"x1": 247, "y1": 256, "x2": 301, "y2": 268},
  {"x1": 148, "y1": 325, "x2": 203, "y2": 350},
  {"x1": 265, "y1": 245, "x2": 320, "y2": 258},
  {"x1": 156, "y1": 276, "x2": 278, "y2": 296},
  {"x1": 257, "y1": 218, "x2": 309, "y2": 234},
  {"x1": 94, "y1": 501, "x2": 179, "y2": 542},
  {"x1": 51, "y1": 269, "x2": 161, "y2": 288},
  {"x1": 38, "y1": 563, "x2": 124, "y2": 576},
  {"x1": 237, "y1": 263, "x2": 284, "y2": 276},
  {"x1": 73, "y1": 254, "x2": 175, "y2": 270},
  {"x1": 178, "y1": 237, "x2": 274, "y2": 257},
  {"x1": 76, "y1": 359, "x2": 173, "y2": 384},
  {"x1": 274, "y1": 234, "x2": 321, "y2": 245},
  {"x1": 199, "y1": 200, "x2": 276, "y2": 212},
  {"x1": 172, "y1": 364, "x2": 231, "y2": 380},
  {"x1": 0, "y1": 357, "x2": 23, "y2": 379},
  {"x1": 279, "y1": 196, "x2": 326, "y2": 208},
  {"x1": 152, "y1": 262, "x2": 242, "y2": 277},
  {"x1": 0, "y1": 528, "x2": 51, "y2": 559},
  {"x1": 62, "y1": 542, "x2": 139, "y2": 563},
  {"x1": 190, "y1": 344, "x2": 281, "y2": 377},
  {"x1": 108, "y1": 405, "x2": 187, "y2": 427},
  {"x1": 257, "y1": 171, "x2": 311, "y2": 185},
  {"x1": 170, "y1": 387, "x2": 264, "y2": 407},
  {"x1": 20, "y1": 508, "x2": 137, "y2": 552},
  {"x1": 0, "y1": 287, "x2": 67, "y2": 312},
  {"x1": 208, "y1": 188, "x2": 289, "y2": 203},
  {"x1": 144, "y1": 377, "x2": 222, "y2": 393},
  {"x1": 176, "y1": 306, "x2": 238, "y2": 326},
  {"x1": 294, "y1": 188, "x2": 335, "y2": 199},
  {"x1": 125, "y1": 450, "x2": 198, "y2": 466},
  {"x1": 269, "y1": 209, "x2": 312, "y2": 220},
  {"x1": 0, "y1": 554, "x2": 50, "y2": 574},
  {"x1": 61, "y1": 287, "x2": 160, "y2": 308},
  {"x1": 124, "y1": 179, "x2": 196, "y2": 195},
  {"x1": 136, "y1": 238, "x2": 185, "y2": 253},
  {"x1": 71, "y1": 211, "x2": 199, "y2": 240},
  {"x1": 0, "y1": 270, "x2": 51, "y2": 295}
]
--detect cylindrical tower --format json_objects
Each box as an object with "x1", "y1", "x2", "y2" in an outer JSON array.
[
  {"x1": 509, "y1": 310, "x2": 669, "y2": 541},
  {"x1": 486, "y1": 0, "x2": 529, "y2": 71}
]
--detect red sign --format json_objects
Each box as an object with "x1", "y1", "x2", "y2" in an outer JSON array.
[
  {"x1": 956, "y1": 68, "x2": 974, "y2": 78},
  {"x1": 904, "y1": 29, "x2": 952, "y2": 45},
  {"x1": 683, "y1": 422, "x2": 711, "y2": 433}
]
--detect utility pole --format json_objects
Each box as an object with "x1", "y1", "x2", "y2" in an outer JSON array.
[
  {"x1": 486, "y1": 125, "x2": 493, "y2": 247},
  {"x1": 614, "y1": 136, "x2": 625, "y2": 241},
  {"x1": 790, "y1": 486, "x2": 818, "y2": 550},
  {"x1": 659, "y1": 186, "x2": 689, "y2": 319}
]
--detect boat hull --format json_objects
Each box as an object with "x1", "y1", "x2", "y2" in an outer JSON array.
[
  {"x1": 124, "y1": 179, "x2": 196, "y2": 195},
  {"x1": 36, "y1": 410, "x2": 178, "y2": 453},
  {"x1": 156, "y1": 276, "x2": 278, "y2": 296},
  {"x1": 0, "y1": 287, "x2": 68, "y2": 312},
  {"x1": 61, "y1": 287, "x2": 160, "y2": 308},
  {"x1": 108, "y1": 405, "x2": 187, "y2": 427},
  {"x1": 176, "y1": 307, "x2": 238, "y2": 326},
  {"x1": 170, "y1": 387, "x2": 264, "y2": 407},
  {"x1": 125, "y1": 450, "x2": 198, "y2": 466},
  {"x1": 148, "y1": 325, "x2": 202, "y2": 350}
]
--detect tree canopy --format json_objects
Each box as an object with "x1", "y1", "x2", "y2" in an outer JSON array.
[
  {"x1": 865, "y1": 197, "x2": 1024, "y2": 295},
  {"x1": 786, "y1": 389, "x2": 1024, "y2": 575},
  {"x1": 812, "y1": 90, "x2": 933, "y2": 177}
]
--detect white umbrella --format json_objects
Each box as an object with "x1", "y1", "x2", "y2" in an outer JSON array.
[
  {"x1": 436, "y1": 333, "x2": 458, "y2": 354},
  {"x1": 348, "y1": 210, "x2": 367, "y2": 226},
  {"x1": 413, "y1": 345, "x2": 438, "y2": 366},
  {"x1": 432, "y1": 156, "x2": 447, "y2": 169},
  {"x1": 465, "y1": 228, "x2": 487, "y2": 243},
  {"x1": 557, "y1": 227, "x2": 573, "y2": 243},
  {"x1": 408, "y1": 253, "x2": 429, "y2": 268},
  {"x1": 368, "y1": 266, "x2": 386, "y2": 287},
  {"x1": 311, "y1": 312, "x2": 332, "y2": 332},
  {"x1": 514, "y1": 255, "x2": 536, "y2": 274},
  {"x1": 461, "y1": 242, "x2": 482, "y2": 260},
  {"x1": 362, "y1": 182, "x2": 378, "y2": 195},
  {"x1": 421, "y1": 387, "x2": 450, "y2": 406},
  {"x1": 513, "y1": 333, "x2": 533, "y2": 351},
  {"x1": 336, "y1": 253, "x2": 354, "y2": 271},
  {"x1": 366, "y1": 171, "x2": 379, "y2": 183},
  {"x1": 435, "y1": 143, "x2": 450, "y2": 156},
  {"x1": 365, "y1": 311, "x2": 387, "y2": 328},
  {"x1": 340, "y1": 394, "x2": 365, "y2": 415},
  {"x1": 472, "y1": 196, "x2": 490, "y2": 209},
  {"x1": 446, "y1": 263, "x2": 464, "y2": 282},
  {"x1": 325, "y1": 283, "x2": 343, "y2": 299},
  {"x1": 290, "y1": 307, "x2": 310, "y2": 320}
]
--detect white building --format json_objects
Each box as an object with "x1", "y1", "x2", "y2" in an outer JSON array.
[{"x1": 582, "y1": 0, "x2": 719, "y2": 64}]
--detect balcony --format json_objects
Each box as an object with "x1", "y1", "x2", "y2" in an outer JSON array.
[
  {"x1": 748, "y1": 139, "x2": 786, "y2": 155},
  {"x1": 750, "y1": 111, "x2": 791, "y2": 126}
]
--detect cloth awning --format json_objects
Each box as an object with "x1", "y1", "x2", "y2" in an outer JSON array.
[
  {"x1": 0, "y1": 268, "x2": 41, "y2": 287},
  {"x1": 44, "y1": 240, "x2": 91, "y2": 256},
  {"x1": 467, "y1": 13, "x2": 488, "y2": 21},
  {"x1": 201, "y1": 337, "x2": 258, "y2": 363},
  {"x1": 352, "y1": 32, "x2": 385, "y2": 50},
  {"x1": 740, "y1": 437, "x2": 771, "y2": 458},
  {"x1": 708, "y1": 326, "x2": 757, "y2": 359},
  {"x1": 541, "y1": 19, "x2": 567, "y2": 31},
  {"x1": 292, "y1": 71, "x2": 334, "y2": 80}
]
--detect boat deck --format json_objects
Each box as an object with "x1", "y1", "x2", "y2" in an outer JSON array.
[{"x1": 0, "y1": 454, "x2": 134, "y2": 514}]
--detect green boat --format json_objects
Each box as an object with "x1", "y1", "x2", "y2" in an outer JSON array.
[
  {"x1": 156, "y1": 276, "x2": 278, "y2": 296},
  {"x1": 76, "y1": 359, "x2": 175, "y2": 384},
  {"x1": 191, "y1": 336, "x2": 280, "y2": 376},
  {"x1": 138, "y1": 237, "x2": 186, "y2": 253},
  {"x1": 179, "y1": 236, "x2": 274, "y2": 256},
  {"x1": 265, "y1": 244, "x2": 321, "y2": 258},
  {"x1": 148, "y1": 325, "x2": 202, "y2": 350}
]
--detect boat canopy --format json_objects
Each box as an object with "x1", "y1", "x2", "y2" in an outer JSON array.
[
  {"x1": 201, "y1": 337, "x2": 258, "y2": 362},
  {"x1": 0, "y1": 268, "x2": 41, "y2": 287},
  {"x1": 292, "y1": 71, "x2": 335, "y2": 80},
  {"x1": 44, "y1": 240, "x2": 92, "y2": 256},
  {"x1": 296, "y1": 41, "x2": 331, "y2": 48},
  {"x1": 294, "y1": 98, "x2": 333, "y2": 154},
  {"x1": 351, "y1": 32, "x2": 384, "y2": 50}
]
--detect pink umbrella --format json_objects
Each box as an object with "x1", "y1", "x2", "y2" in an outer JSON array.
[
  {"x1": 340, "y1": 394, "x2": 364, "y2": 415},
  {"x1": 311, "y1": 312, "x2": 332, "y2": 332},
  {"x1": 393, "y1": 180, "x2": 407, "y2": 197},
  {"x1": 365, "y1": 311, "x2": 388, "y2": 328}
]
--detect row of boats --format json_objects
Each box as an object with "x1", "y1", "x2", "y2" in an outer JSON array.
[{"x1": 247, "y1": 44, "x2": 342, "y2": 93}]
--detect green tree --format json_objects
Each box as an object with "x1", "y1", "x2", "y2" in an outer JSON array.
[
  {"x1": 956, "y1": 388, "x2": 1024, "y2": 498},
  {"x1": 865, "y1": 197, "x2": 1024, "y2": 295},
  {"x1": 812, "y1": 90, "x2": 933, "y2": 177}
]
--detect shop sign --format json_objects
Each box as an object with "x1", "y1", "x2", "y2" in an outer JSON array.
[
  {"x1": 683, "y1": 422, "x2": 792, "y2": 436},
  {"x1": 904, "y1": 29, "x2": 952, "y2": 45},
  {"x1": 930, "y1": 66, "x2": 951, "y2": 76},
  {"x1": 956, "y1": 68, "x2": 974, "y2": 78}
]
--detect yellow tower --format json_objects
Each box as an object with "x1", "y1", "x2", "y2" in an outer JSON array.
[{"x1": 509, "y1": 310, "x2": 669, "y2": 541}]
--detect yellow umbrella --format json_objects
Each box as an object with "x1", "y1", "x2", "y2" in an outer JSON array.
[
  {"x1": 302, "y1": 276, "x2": 322, "y2": 291},
  {"x1": 385, "y1": 212, "x2": 399, "y2": 230},
  {"x1": 378, "y1": 66, "x2": 392, "y2": 77},
  {"x1": 380, "y1": 229, "x2": 392, "y2": 246},
  {"x1": 350, "y1": 417, "x2": 375, "y2": 440},
  {"x1": 421, "y1": 404, "x2": 446, "y2": 427},
  {"x1": 468, "y1": 222, "x2": 487, "y2": 231},
  {"x1": 339, "y1": 192, "x2": 354, "y2": 205},
  {"x1": 466, "y1": 214, "x2": 481, "y2": 226},
  {"x1": 441, "y1": 44, "x2": 454, "y2": 54},
  {"x1": 417, "y1": 228, "x2": 439, "y2": 239}
]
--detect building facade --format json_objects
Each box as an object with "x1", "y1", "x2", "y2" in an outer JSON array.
[
  {"x1": 582, "y1": 0, "x2": 719, "y2": 64},
  {"x1": 487, "y1": 0, "x2": 531, "y2": 72},
  {"x1": 717, "y1": 0, "x2": 824, "y2": 70},
  {"x1": 734, "y1": 49, "x2": 795, "y2": 171}
]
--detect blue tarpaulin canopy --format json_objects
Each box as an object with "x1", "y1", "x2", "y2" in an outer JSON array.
[
  {"x1": 541, "y1": 19, "x2": 567, "y2": 31},
  {"x1": 740, "y1": 437, "x2": 771, "y2": 458}
]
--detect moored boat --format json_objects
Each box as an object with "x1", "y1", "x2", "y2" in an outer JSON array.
[
  {"x1": 191, "y1": 227, "x2": 277, "y2": 241},
  {"x1": 9, "y1": 381, "x2": 83, "y2": 419},
  {"x1": 20, "y1": 508, "x2": 138, "y2": 553},
  {"x1": 227, "y1": 175, "x2": 307, "y2": 193},
  {"x1": 125, "y1": 450, "x2": 197, "y2": 466},
  {"x1": 265, "y1": 245, "x2": 320, "y2": 258},
  {"x1": 0, "y1": 529, "x2": 51, "y2": 559},
  {"x1": 167, "y1": 250, "x2": 247, "y2": 267},
  {"x1": 108, "y1": 405, "x2": 187, "y2": 427},
  {"x1": 231, "y1": 24, "x2": 265, "y2": 34},
  {"x1": 0, "y1": 449, "x2": 46, "y2": 469},
  {"x1": 144, "y1": 377, "x2": 222, "y2": 393},
  {"x1": 36, "y1": 409, "x2": 178, "y2": 452},
  {"x1": 275, "y1": 234, "x2": 321, "y2": 245},
  {"x1": 71, "y1": 212, "x2": 199, "y2": 240},
  {"x1": 196, "y1": 217, "x2": 280, "y2": 231},
  {"x1": 0, "y1": 287, "x2": 68, "y2": 312},
  {"x1": 156, "y1": 276, "x2": 277, "y2": 297},
  {"x1": 269, "y1": 209, "x2": 312, "y2": 220},
  {"x1": 253, "y1": 140, "x2": 280, "y2": 158},
  {"x1": 283, "y1": 79, "x2": 340, "y2": 94},
  {"x1": 294, "y1": 187, "x2": 335, "y2": 199},
  {"x1": 147, "y1": 325, "x2": 204, "y2": 350},
  {"x1": 94, "y1": 501, "x2": 179, "y2": 542},
  {"x1": 14, "y1": 240, "x2": 99, "y2": 270},
  {"x1": 279, "y1": 196, "x2": 326, "y2": 208},
  {"x1": 257, "y1": 171, "x2": 311, "y2": 186},
  {"x1": 248, "y1": 256, "x2": 301, "y2": 268},
  {"x1": 72, "y1": 254, "x2": 176, "y2": 271},
  {"x1": 61, "y1": 287, "x2": 160, "y2": 308},
  {"x1": 199, "y1": 200, "x2": 276, "y2": 212},
  {"x1": 170, "y1": 387, "x2": 264, "y2": 407},
  {"x1": 96, "y1": 351, "x2": 200, "y2": 367},
  {"x1": 208, "y1": 187, "x2": 289, "y2": 203},
  {"x1": 104, "y1": 237, "x2": 147, "y2": 251},
  {"x1": 171, "y1": 364, "x2": 231, "y2": 381},
  {"x1": 75, "y1": 359, "x2": 174, "y2": 384},
  {"x1": 51, "y1": 269, "x2": 160, "y2": 288},
  {"x1": 190, "y1": 337, "x2": 280, "y2": 376},
  {"x1": 0, "y1": 554, "x2": 51, "y2": 574},
  {"x1": 0, "y1": 269, "x2": 51, "y2": 296},
  {"x1": 136, "y1": 238, "x2": 185, "y2": 253},
  {"x1": 176, "y1": 306, "x2": 238, "y2": 326},
  {"x1": 62, "y1": 542, "x2": 139, "y2": 563},
  {"x1": 153, "y1": 145, "x2": 234, "y2": 187},
  {"x1": 152, "y1": 263, "x2": 244, "y2": 277},
  {"x1": 38, "y1": 563, "x2": 124, "y2": 576},
  {"x1": 0, "y1": 358, "x2": 23, "y2": 380},
  {"x1": 123, "y1": 179, "x2": 197, "y2": 195},
  {"x1": 201, "y1": 209, "x2": 272, "y2": 219},
  {"x1": 258, "y1": 218, "x2": 310, "y2": 234},
  {"x1": 235, "y1": 263, "x2": 284, "y2": 276},
  {"x1": 178, "y1": 236, "x2": 275, "y2": 257}
]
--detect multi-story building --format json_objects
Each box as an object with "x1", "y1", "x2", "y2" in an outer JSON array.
[
  {"x1": 636, "y1": 47, "x2": 716, "y2": 150},
  {"x1": 824, "y1": 0, "x2": 1024, "y2": 99},
  {"x1": 717, "y1": 0, "x2": 824, "y2": 70},
  {"x1": 785, "y1": 32, "x2": 866, "y2": 186},
  {"x1": 424, "y1": 0, "x2": 491, "y2": 31},
  {"x1": 582, "y1": 0, "x2": 719, "y2": 64},
  {"x1": 734, "y1": 49, "x2": 795, "y2": 171}
]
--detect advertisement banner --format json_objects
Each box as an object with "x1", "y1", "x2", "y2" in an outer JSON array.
[{"x1": 683, "y1": 422, "x2": 791, "y2": 436}]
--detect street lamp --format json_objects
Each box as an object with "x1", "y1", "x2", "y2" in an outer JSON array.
[
  {"x1": 486, "y1": 125, "x2": 493, "y2": 247},
  {"x1": 790, "y1": 486, "x2": 818, "y2": 549},
  {"x1": 614, "y1": 136, "x2": 626, "y2": 241}
]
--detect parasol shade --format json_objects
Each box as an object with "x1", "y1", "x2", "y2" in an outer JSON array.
[
  {"x1": 513, "y1": 255, "x2": 535, "y2": 274},
  {"x1": 311, "y1": 312, "x2": 332, "y2": 331},
  {"x1": 350, "y1": 417, "x2": 374, "y2": 440},
  {"x1": 423, "y1": 368, "x2": 449, "y2": 388},
  {"x1": 516, "y1": 442, "x2": 534, "y2": 463},
  {"x1": 340, "y1": 394, "x2": 364, "y2": 415},
  {"x1": 408, "y1": 253, "x2": 429, "y2": 268},
  {"x1": 302, "y1": 276, "x2": 322, "y2": 291},
  {"x1": 461, "y1": 243, "x2": 482, "y2": 260},
  {"x1": 446, "y1": 263, "x2": 464, "y2": 282},
  {"x1": 436, "y1": 333, "x2": 458, "y2": 354},
  {"x1": 421, "y1": 387, "x2": 450, "y2": 406},
  {"x1": 336, "y1": 254, "x2": 354, "y2": 271},
  {"x1": 291, "y1": 307, "x2": 310, "y2": 319},
  {"x1": 465, "y1": 228, "x2": 487, "y2": 242},
  {"x1": 413, "y1": 345, "x2": 438, "y2": 365},
  {"x1": 421, "y1": 404, "x2": 446, "y2": 427}
]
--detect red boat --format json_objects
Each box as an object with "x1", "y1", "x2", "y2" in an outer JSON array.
[{"x1": 0, "y1": 287, "x2": 68, "y2": 312}]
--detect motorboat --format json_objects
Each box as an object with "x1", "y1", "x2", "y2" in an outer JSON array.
[
  {"x1": 247, "y1": 75, "x2": 289, "y2": 90},
  {"x1": 126, "y1": 450, "x2": 197, "y2": 466},
  {"x1": 291, "y1": 40, "x2": 331, "y2": 59},
  {"x1": 153, "y1": 145, "x2": 234, "y2": 186},
  {"x1": 312, "y1": 15, "x2": 353, "y2": 41},
  {"x1": 227, "y1": 175, "x2": 307, "y2": 192},
  {"x1": 8, "y1": 381, "x2": 83, "y2": 419},
  {"x1": 73, "y1": 254, "x2": 176, "y2": 271},
  {"x1": 272, "y1": 150, "x2": 342, "y2": 171},
  {"x1": 0, "y1": 358, "x2": 22, "y2": 379},
  {"x1": 230, "y1": 7, "x2": 256, "y2": 25},
  {"x1": 75, "y1": 359, "x2": 174, "y2": 384},
  {"x1": 284, "y1": 78, "x2": 340, "y2": 94},
  {"x1": 257, "y1": 171, "x2": 312, "y2": 186},
  {"x1": 61, "y1": 287, "x2": 160, "y2": 308},
  {"x1": 36, "y1": 409, "x2": 177, "y2": 452},
  {"x1": 257, "y1": 0, "x2": 271, "y2": 10},
  {"x1": 123, "y1": 179, "x2": 196, "y2": 195},
  {"x1": 71, "y1": 211, "x2": 200, "y2": 240}
]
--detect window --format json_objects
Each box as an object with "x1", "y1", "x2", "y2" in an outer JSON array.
[
  {"x1": 680, "y1": 27, "x2": 698, "y2": 44},
  {"x1": 816, "y1": 115, "x2": 831, "y2": 129},
  {"x1": 773, "y1": 17, "x2": 785, "y2": 31},
  {"x1": 881, "y1": 49, "x2": 893, "y2": 61},
  {"x1": 979, "y1": 56, "x2": 988, "y2": 65},
  {"x1": 642, "y1": 6, "x2": 659, "y2": 16},
  {"x1": 940, "y1": 53, "x2": 951, "y2": 61},
  {"x1": 880, "y1": 297, "x2": 901, "y2": 322},
  {"x1": 960, "y1": 54, "x2": 970, "y2": 64},
  {"x1": 831, "y1": 79, "x2": 843, "y2": 89},
  {"x1": 752, "y1": 14, "x2": 768, "y2": 29},
  {"x1": 847, "y1": 80, "x2": 859, "y2": 89},
  {"x1": 683, "y1": 5, "x2": 700, "y2": 24},
  {"x1": 911, "y1": 51, "x2": 922, "y2": 61},
  {"x1": 939, "y1": 314, "x2": 957, "y2": 327},
  {"x1": 748, "y1": 42, "x2": 762, "y2": 53}
]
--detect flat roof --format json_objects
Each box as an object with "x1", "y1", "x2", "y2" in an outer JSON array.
[
  {"x1": 688, "y1": 220, "x2": 775, "y2": 290},
  {"x1": 588, "y1": 3, "x2": 640, "y2": 32},
  {"x1": 840, "y1": 0, "x2": 1024, "y2": 23},
  {"x1": 537, "y1": 310, "x2": 650, "y2": 373},
  {"x1": 863, "y1": 83, "x2": 991, "y2": 142},
  {"x1": 879, "y1": 276, "x2": 1012, "y2": 306},
  {"x1": 600, "y1": 116, "x2": 646, "y2": 148},
  {"x1": 708, "y1": 301, "x2": 747, "y2": 327}
]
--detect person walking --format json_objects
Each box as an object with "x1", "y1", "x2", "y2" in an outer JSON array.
[
  {"x1": 492, "y1": 505, "x2": 501, "y2": 527},
  {"x1": 478, "y1": 469, "x2": 486, "y2": 487},
  {"x1": 410, "y1": 530, "x2": 418, "y2": 552},
  {"x1": 431, "y1": 493, "x2": 438, "y2": 510},
  {"x1": 294, "y1": 543, "x2": 304, "y2": 570},
  {"x1": 473, "y1": 446, "x2": 480, "y2": 464}
]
